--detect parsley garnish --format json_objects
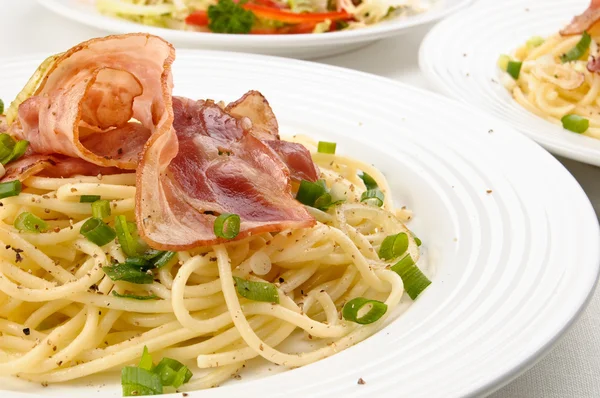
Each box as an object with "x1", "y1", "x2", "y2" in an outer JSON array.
[{"x1": 208, "y1": 0, "x2": 255, "y2": 34}]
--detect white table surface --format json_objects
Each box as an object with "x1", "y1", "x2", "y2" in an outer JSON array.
[{"x1": 5, "y1": 1, "x2": 600, "y2": 397}]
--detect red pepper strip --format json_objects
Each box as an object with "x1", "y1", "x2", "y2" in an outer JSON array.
[
  {"x1": 251, "y1": 0, "x2": 290, "y2": 9},
  {"x1": 251, "y1": 22, "x2": 318, "y2": 34},
  {"x1": 185, "y1": 10, "x2": 209, "y2": 26},
  {"x1": 243, "y1": 3, "x2": 351, "y2": 23}
]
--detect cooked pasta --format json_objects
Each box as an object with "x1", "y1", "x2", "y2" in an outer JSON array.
[{"x1": 0, "y1": 135, "x2": 431, "y2": 392}]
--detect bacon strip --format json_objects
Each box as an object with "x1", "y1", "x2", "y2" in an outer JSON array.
[
  {"x1": 136, "y1": 97, "x2": 315, "y2": 250},
  {"x1": 561, "y1": 0, "x2": 600, "y2": 35},
  {"x1": 2, "y1": 155, "x2": 121, "y2": 182},
  {"x1": 10, "y1": 34, "x2": 174, "y2": 170},
  {"x1": 226, "y1": 91, "x2": 319, "y2": 182}
]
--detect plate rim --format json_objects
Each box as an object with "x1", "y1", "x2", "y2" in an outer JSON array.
[{"x1": 0, "y1": 49, "x2": 598, "y2": 397}]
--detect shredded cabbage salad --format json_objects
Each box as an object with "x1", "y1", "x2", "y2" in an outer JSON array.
[{"x1": 97, "y1": 0, "x2": 425, "y2": 34}]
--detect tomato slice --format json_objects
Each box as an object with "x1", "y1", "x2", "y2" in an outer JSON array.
[
  {"x1": 243, "y1": 3, "x2": 351, "y2": 24},
  {"x1": 185, "y1": 10, "x2": 209, "y2": 26}
]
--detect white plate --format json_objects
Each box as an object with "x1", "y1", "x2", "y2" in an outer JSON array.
[
  {"x1": 38, "y1": 0, "x2": 473, "y2": 59},
  {"x1": 418, "y1": 0, "x2": 600, "y2": 166},
  {"x1": 1, "y1": 50, "x2": 598, "y2": 397}
]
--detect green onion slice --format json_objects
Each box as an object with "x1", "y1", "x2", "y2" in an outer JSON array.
[
  {"x1": 296, "y1": 179, "x2": 327, "y2": 206},
  {"x1": 409, "y1": 230, "x2": 422, "y2": 246},
  {"x1": 121, "y1": 366, "x2": 162, "y2": 397},
  {"x1": 342, "y1": 297, "x2": 388, "y2": 324},
  {"x1": 561, "y1": 114, "x2": 589, "y2": 134},
  {"x1": 103, "y1": 263, "x2": 153, "y2": 284},
  {"x1": 80, "y1": 195, "x2": 101, "y2": 203},
  {"x1": 497, "y1": 54, "x2": 510, "y2": 71},
  {"x1": 214, "y1": 213, "x2": 241, "y2": 239},
  {"x1": 378, "y1": 232, "x2": 409, "y2": 260},
  {"x1": 138, "y1": 346, "x2": 154, "y2": 371},
  {"x1": 154, "y1": 357, "x2": 193, "y2": 388},
  {"x1": 561, "y1": 31, "x2": 591, "y2": 63},
  {"x1": 0, "y1": 180, "x2": 21, "y2": 200},
  {"x1": 152, "y1": 251, "x2": 176, "y2": 269},
  {"x1": 506, "y1": 61, "x2": 522, "y2": 80},
  {"x1": 0, "y1": 99, "x2": 4, "y2": 115},
  {"x1": 14, "y1": 212, "x2": 48, "y2": 233},
  {"x1": 115, "y1": 215, "x2": 139, "y2": 257},
  {"x1": 112, "y1": 291, "x2": 158, "y2": 300},
  {"x1": 80, "y1": 218, "x2": 116, "y2": 247},
  {"x1": 91, "y1": 199, "x2": 111, "y2": 219},
  {"x1": 526, "y1": 36, "x2": 545, "y2": 49},
  {"x1": 360, "y1": 189, "x2": 384, "y2": 207},
  {"x1": 390, "y1": 254, "x2": 431, "y2": 300},
  {"x1": 358, "y1": 171, "x2": 378, "y2": 190},
  {"x1": 317, "y1": 141, "x2": 336, "y2": 154},
  {"x1": 0, "y1": 134, "x2": 15, "y2": 162},
  {"x1": 1, "y1": 140, "x2": 28, "y2": 165},
  {"x1": 233, "y1": 276, "x2": 279, "y2": 303}
]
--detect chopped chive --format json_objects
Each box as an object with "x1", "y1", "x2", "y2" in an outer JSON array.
[
  {"x1": 409, "y1": 230, "x2": 422, "y2": 246},
  {"x1": 342, "y1": 297, "x2": 387, "y2": 324},
  {"x1": 152, "y1": 251, "x2": 176, "y2": 269},
  {"x1": 103, "y1": 263, "x2": 153, "y2": 284},
  {"x1": 112, "y1": 291, "x2": 158, "y2": 300},
  {"x1": 14, "y1": 211, "x2": 48, "y2": 233},
  {"x1": 561, "y1": 114, "x2": 589, "y2": 134},
  {"x1": 214, "y1": 213, "x2": 241, "y2": 239},
  {"x1": 378, "y1": 232, "x2": 409, "y2": 260},
  {"x1": 121, "y1": 366, "x2": 162, "y2": 396},
  {"x1": 360, "y1": 189, "x2": 384, "y2": 207},
  {"x1": 80, "y1": 218, "x2": 116, "y2": 247},
  {"x1": 80, "y1": 195, "x2": 101, "y2": 203},
  {"x1": 91, "y1": 199, "x2": 111, "y2": 219},
  {"x1": 561, "y1": 31, "x2": 591, "y2": 63},
  {"x1": 115, "y1": 215, "x2": 139, "y2": 257},
  {"x1": 497, "y1": 54, "x2": 511, "y2": 71},
  {"x1": 390, "y1": 254, "x2": 431, "y2": 300},
  {"x1": 154, "y1": 358, "x2": 193, "y2": 388},
  {"x1": 233, "y1": 276, "x2": 279, "y2": 303},
  {"x1": 358, "y1": 171, "x2": 378, "y2": 190},
  {"x1": 138, "y1": 346, "x2": 154, "y2": 371},
  {"x1": 0, "y1": 99, "x2": 4, "y2": 114},
  {"x1": 1, "y1": 140, "x2": 28, "y2": 165},
  {"x1": 526, "y1": 36, "x2": 545, "y2": 49},
  {"x1": 0, "y1": 134, "x2": 15, "y2": 161},
  {"x1": 0, "y1": 180, "x2": 21, "y2": 199},
  {"x1": 296, "y1": 179, "x2": 327, "y2": 206},
  {"x1": 506, "y1": 61, "x2": 522, "y2": 80},
  {"x1": 317, "y1": 141, "x2": 336, "y2": 154}
]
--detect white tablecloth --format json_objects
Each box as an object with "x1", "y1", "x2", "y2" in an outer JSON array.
[{"x1": 4, "y1": 2, "x2": 600, "y2": 396}]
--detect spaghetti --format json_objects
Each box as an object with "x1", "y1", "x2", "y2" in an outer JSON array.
[
  {"x1": 499, "y1": 2, "x2": 600, "y2": 137},
  {"x1": 0, "y1": 140, "x2": 431, "y2": 392}
]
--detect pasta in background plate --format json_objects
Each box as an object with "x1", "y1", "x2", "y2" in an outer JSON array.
[{"x1": 498, "y1": 0, "x2": 600, "y2": 138}]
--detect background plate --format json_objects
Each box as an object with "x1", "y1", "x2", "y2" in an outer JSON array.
[
  {"x1": 39, "y1": 0, "x2": 473, "y2": 59},
  {"x1": 0, "y1": 50, "x2": 598, "y2": 397},
  {"x1": 418, "y1": 0, "x2": 600, "y2": 166}
]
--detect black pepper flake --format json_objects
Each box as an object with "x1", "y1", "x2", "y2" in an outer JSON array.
[
  {"x1": 278, "y1": 277, "x2": 284, "y2": 283},
  {"x1": 23, "y1": 328, "x2": 30, "y2": 336},
  {"x1": 357, "y1": 378, "x2": 366, "y2": 385},
  {"x1": 182, "y1": 394, "x2": 189, "y2": 397},
  {"x1": 486, "y1": 190, "x2": 493, "y2": 194},
  {"x1": 12, "y1": 247, "x2": 24, "y2": 263},
  {"x1": 4, "y1": 245, "x2": 10, "y2": 249},
  {"x1": 209, "y1": 257, "x2": 217, "y2": 262},
  {"x1": 117, "y1": 148, "x2": 123, "y2": 155}
]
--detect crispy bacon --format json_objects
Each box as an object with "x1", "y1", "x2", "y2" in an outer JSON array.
[
  {"x1": 2, "y1": 155, "x2": 120, "y2": 182},
  {"x1": 136, "y1": 97, "x2": 315, "y2": 250},
  {"x1": 226, "y1": 91, "x2": 319, "y2": 182},
  {"x1": 561, "y1": 0, "x2": 600, "y2": 35},
  {"x1": 10, "y1": 34, "x2": 174, "y2": 170}
]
